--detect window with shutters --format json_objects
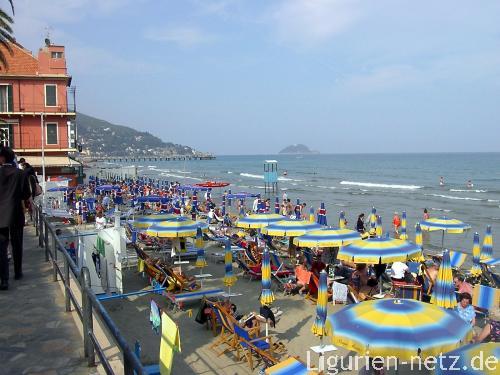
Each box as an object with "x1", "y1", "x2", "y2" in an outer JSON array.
[
  {"x1": 0, "y1": 84, "x2": 13, "y2": 112},
  {"x1": 46, "y1": 123, "x2": 58, "y2": 145},
  {"x1": 45, "y1": 84, "x2": 57, "y2": 107}
]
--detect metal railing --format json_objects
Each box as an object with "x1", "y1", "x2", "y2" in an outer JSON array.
[{"x1": 34, "y1": 205, "x2": 145, "y2": 375}]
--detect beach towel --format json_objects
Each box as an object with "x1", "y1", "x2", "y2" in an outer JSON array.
[
  {"x1": 295, "y1": 266, "x2": 311, "y2": 285},
  {"x1": 150, "y1": 300, "x2": 161, "y2": 334},
  {"x1": 159, "y1": 312, "x2": 181, "y2": 375}
]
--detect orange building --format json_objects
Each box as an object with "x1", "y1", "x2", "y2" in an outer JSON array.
[{"x1": 0, "y1": 39, "x2": 81, "y2": 185}]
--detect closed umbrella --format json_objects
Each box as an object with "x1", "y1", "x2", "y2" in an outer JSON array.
[
  {"x1": 311, "y1": 270, "x2": 328, "y2": 337},
  {"x1": 295, "y1": 199, "x2": 301, "y2": 220},
  {"x1": 369, "y1": 207, "x2": 377, "y2": 232},
  {"x1": 195, "y1": 227, "x2": 206, "y2": 268},
  {"x1": 470, "y1": 232, "x2": 482, "y2": 277},
  {"x1": 410, "y1": 222, "x2": 425, "y2": 262},
  {"x1": 325, "y1": 299, "x2": 473, "y2": 360},
  {"x1": 481, "y1": 225, "x2": 493, "y2": 261},
  {"x1": 317, "y1": 202, "x2": 327, "y2": 226},
  {"x1": 400, "y1": 211, "x2": 408, "y2": 240},
  {"x1": 221, "y1": 193, "x2": 226, "y2": 216},
  {"x1": 274, "y1": 197, "x2": 280, "y2": 214},
  {"x1": 431, "y1": 249, "x2": 457, "y2": 309},
  {"x1": 376, "y1": 215, "x2": 383, "y2": 237},
  {"x1": 309, "y1": 207, "x2": 315, "y2": 223},
  {"x1": 260, "y1": 249, "x2": 275, "y2": 305},
  {"x1": 223, "y1": 240, "x2": 237, "y2": 293},
  {"x1": 339, "y1": 211, "x2": 346, "y2": 229}
]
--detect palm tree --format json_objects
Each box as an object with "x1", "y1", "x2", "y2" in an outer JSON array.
[{"x1": 0, "y1": 0, "x2": 15, "y2": 69}]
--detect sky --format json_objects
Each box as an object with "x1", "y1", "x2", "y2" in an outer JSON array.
[{"x1": 11, "y1": 0, "x2": 500, "y2": 155}]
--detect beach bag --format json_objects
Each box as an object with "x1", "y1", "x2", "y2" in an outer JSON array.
[
  {"x1": 34, "y1": 183, "x2": 43, "y2": 197},
  {"x1": 29, "y1": 175, "x2": 42, "y2": 197}
]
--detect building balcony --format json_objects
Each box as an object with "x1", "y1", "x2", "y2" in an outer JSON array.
[{"x1": 0, "y1": 87, "x2": 76, "y2": 115}]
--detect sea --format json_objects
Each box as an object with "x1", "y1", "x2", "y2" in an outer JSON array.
[{"x1": 105, "y1": 153, "x2": 500, "y2": 264}]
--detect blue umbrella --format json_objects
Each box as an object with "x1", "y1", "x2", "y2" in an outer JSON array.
[{"x1": 317, "y1": 202, "x2": 327, "y2": 226}]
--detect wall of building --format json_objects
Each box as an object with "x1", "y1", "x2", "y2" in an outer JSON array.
[{"x1": 11, "y1": 115, "x2": 70, "y2": 149}]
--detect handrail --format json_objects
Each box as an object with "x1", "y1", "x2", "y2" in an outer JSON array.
[{"x1": 34, "y1": 204, "x2": 146, "y2": 375}]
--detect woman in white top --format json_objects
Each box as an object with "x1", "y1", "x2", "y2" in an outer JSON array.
[{"x1": 95, "y1": 211, "x2": 107, "y2": 230}]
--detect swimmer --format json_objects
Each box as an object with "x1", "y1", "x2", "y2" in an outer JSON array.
[
  {"x1": 283, "y1": 170, "x2": 288, "y2": 176},
  {"x1": 439, "y1": 176, "x2": 445, "y2": 186},
  {"x1": 466, "y1": 180, "x2": 474, "y2": 189}
]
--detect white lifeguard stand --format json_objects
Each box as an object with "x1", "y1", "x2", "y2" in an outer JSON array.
[{"x1": 264, "y1": 160, "x2": 278, "y2": 194}]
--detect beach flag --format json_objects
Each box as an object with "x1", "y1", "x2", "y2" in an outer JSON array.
[
  {"x1": 159, "y1": 312, "x2": 181, "y2": 375},
  {"x1": 481, "y1": 225, "x2": 493, "y2": 261},
  {"x1": 260, "y1": 248, "x2": 275, "y2": 305},
  {"x1": 470, "y1": 232, "x2": 482, "y2": 277},
  {"x1": 339, "y1": 211, "x2": 346, "y2": 229},
  {"x1": 400, "y1": 211, "x2": 408, "y2": 240},
  {"x1": 376, "y1": 216, "x2": 383, "y2": 237}
]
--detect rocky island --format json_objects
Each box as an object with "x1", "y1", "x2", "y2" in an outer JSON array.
[{"x1": 278, "y1": 144, "x2": 319, "y2": 154}]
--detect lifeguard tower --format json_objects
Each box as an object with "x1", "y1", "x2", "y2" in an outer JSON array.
[{"x1": 264, "y1": 160, "x2": 278, "y2": 194}]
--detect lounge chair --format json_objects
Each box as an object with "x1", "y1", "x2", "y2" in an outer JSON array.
[
  {"x1": 236, "y1": 258, "x2": 262, "y2": 280},
  {"x1": 347, "y1": 285, "x2": 375, "y2": 304},
  {"x1": 270, "y1": 251, "x2": 294, "y2": 277},
  {"x1": 233, "y1": 324, "x2": 274, "y2": 371},
  {"x1": 165, "y1": 288, "x2": 224, "y2": 312}
]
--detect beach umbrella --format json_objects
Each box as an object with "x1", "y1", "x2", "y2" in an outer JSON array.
[
  {"x1": 261, "y1": 219, "x2": 322, "y2": 237},
  {"x1": 420, "y1": 216, "x2": 471, "y2": 249},
  {"x1": 338, "y1": 211, "x2": 346, "y2": 229},
  {"x1": 481, "y1": 225, "x2": 493, "y2": 261},
  {"x1": 481, "y1": 257, "x2": 500, "y2": 266},
  {"x1": 223, "y1": 240, "x2": 237, "y2": 292},
  {"x1": 145, "y1": 217, "x2": 208, "y2": 238},
  {"x1": 309, "y1": 207, "x2": 315, "y2": 223},
  {"x1": 409, "y1": 222, "x2": 426, "y2": 262},
  {"x1": 338, "y1": 237, "x2": 422, "y2": 264},
  {"x1": 132, "y1": 214, "x2": 178, "y2": 229},
  {"x1": 260, "y1": 248, "x2": 275, "y2": 305},
  {"x1": 400, "y1": 211, "x2": 408, "y2": 240},
  {"x1": 470, "y1": 232, "x2": 482, "y2": 277},
  {"x1": 436, "y1": 342, "x2": 500, "y2": 375},
  {"x1": 311, "y1": 270, "x2": 328, "y2": 337},
  {"x1": 236, "y1": 213, "x2": 284, "y2": 229},
  {"x1": 293, "y1": 228, "x2": 361, "y2": 248},
  {"x1": 325, "y1": 299, "x2": 473, "y2": 360},
  {"x1": 221, "y1": 193, "x2": 226, "y2": 216},
  {"x1": 195, "y1": 227, "x2": 207, "y2": 268},
  {"x1": 375, "y1": 215, "x2": 383, "y2": 237},
  {"x1": 369, "y1": 207, "x2": 377, "y2": 231},
  {"x1": 317, "y1": 202, "x2": 327, "y2": 226},
  {"x1": 431, "y1": 249, "x2": 457, "y2": 309},
  {"x1": 449, "y1": 250, "x2": 468, "y2": 269}
]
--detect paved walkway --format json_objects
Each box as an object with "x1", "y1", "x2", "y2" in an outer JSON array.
[{"x1": 0, "y1": 225, "x2": 91, "y2": 374}]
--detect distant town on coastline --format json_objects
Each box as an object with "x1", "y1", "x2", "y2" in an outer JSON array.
[{"x1": 278, "y1": 144, "x2": 319, "y2": 154}]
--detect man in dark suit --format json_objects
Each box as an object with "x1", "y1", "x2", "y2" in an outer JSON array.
[{"x1": 0, "y1": 146, "x2": 31, "y2": 290}]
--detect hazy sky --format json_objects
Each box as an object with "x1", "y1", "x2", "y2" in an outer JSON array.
[{"x1": 13, "y1": 0, "x2": 500, "y2": 155}]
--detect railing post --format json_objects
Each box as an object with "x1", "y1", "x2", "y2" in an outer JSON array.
[
  {"x1": 64, "y1": 255, "x2": 71, "y2": 312},
  {"x1": 34, "y1": 205, "x2": 39, "y2": 235},
  {"x1": 39, "y1": 208, "x2": 44, "y2": 249},
  {"x1": 44, "y1": 221, "x2": 49, "y2": 262},
  {"x1": 81, "y1": 267, "x2": 95, "y2": 367},
  {"x1": 124, "y1": 356, "x2": 134, "y2": 375}
]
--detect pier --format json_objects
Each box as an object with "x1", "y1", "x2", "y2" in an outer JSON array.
[{"x1": 85, "y1": 154, "x2": 216, "y2": 163}]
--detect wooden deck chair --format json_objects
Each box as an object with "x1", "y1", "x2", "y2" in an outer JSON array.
[
  {"x1": 165, "y1": 267, "x2": 200, "y2": 292},
  {"x1": 235, "y1": 258, "x2": 262, "y2": 280},
  {"x1": 270, "y1": 251, "x2": 294, "y2": 277},
  {"x1": 244, "y1": 246, "x2": 260, "y2": 266},
  {"x1": 209, "y1": 304, "x2": 237, "y2": 356},
  {"x1": 392, "y1": 281, "x2": 423, "y2": 301},
  {"x1": 347, "y1": 285, "x2": 375, "y2": 304},
  {"x1": 233, "y1": 324, "x2": 274, "y2": 371}
]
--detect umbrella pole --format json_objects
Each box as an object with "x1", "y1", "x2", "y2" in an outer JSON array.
[
  {"x1": 441, "y1": 230, "x2": 445, "y2": 250},
  {"x1": 265, "y1": 322, "x2": 269, "y2": 343}
]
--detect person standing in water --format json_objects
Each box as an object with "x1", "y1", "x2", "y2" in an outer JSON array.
[
  {"x1": 467, "y1": 180, "x2": 474, "y2": 189},
  {"x1": 439, "y1": 176, "x2": 445, "y2": 186}
]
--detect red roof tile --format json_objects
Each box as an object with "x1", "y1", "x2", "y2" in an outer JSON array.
[{"x1": 0, "y1": 42, "x2": 39, "y2": 75}]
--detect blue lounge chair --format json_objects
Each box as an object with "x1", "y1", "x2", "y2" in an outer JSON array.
[{"x1": 233, "y1": 324, "x2": 273, "y2": 371}]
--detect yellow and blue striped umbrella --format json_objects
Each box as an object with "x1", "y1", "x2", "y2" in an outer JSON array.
[
  {"x1": 145, "y1": 217, "x2": 208, "y2": 238},
  {"x1": 293, "y1": 228, "x2": 361, "y2": 248},
  {"x1": 236, "y1": 213, "x2": 284, "y2": 229},
  {"x1": 481, "y1": 225, "x2": 493, "y2": 261},
  {"x1": 400, "y1": 211, "x2": 408, "y2": 240},
  {"x1": 470, "y1": 232, "x2": 482, "y2": 277},
  {"x1": 449, "y1": 250, "x2": 468, "y2": 268},
  {"x1": 260, "y1": 248, "x2": 274, "y2": 305},
  {"x1": 223, "y1": 240, "x2": 237, "y2": 287},
  {"x1": 265, "y1": 357, "x2": 311, "y2": 375},
  {"x1": 338, "y1": 237, "x2": 422, "y2": 264},
  {"x1": 431, "y1": 249, "x2": 457, "y2": 309},
  {"x1": 338, "y1": 211, "x2": 346, "y2": 229},
  {"x1": 195, "y1": 227, "x2": 207, "y2": 268},
  {"x1": 375, "y1": 215, "x2": 383, "y2": 237},
  {"x1": 309, "y1": 207, "x2": 315, "y2": 223},
  {"x1": 132, "y1": 214, "x2": 178, "y2": 229},
  {"x1": 481, "y1": 257, "x2": 500, "y2": 266},
  {"x1": 261, "y1": 219, "x2": 322, "y2": 237},
  {"x1": 325, "y1": 298, "x2": 473, "y2": 360},
  {"x1": 420, "y1": 216, "x2": 471, "y2": 249},
  {"x1": 409, "y1": 222, "x2": 425, "y2": 262},
  {"x1": 311, "y1": 270, "x2": 328, "y2": 337},
  {"x1": 436, "y1": 342, "x2": 500, "y2": 375},
  {"x1": 369, "y1": 207, "x2": 377, "y2": 231}
]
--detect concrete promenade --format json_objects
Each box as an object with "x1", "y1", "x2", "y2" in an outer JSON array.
[{"x1": 0, "y1": 225, "x2": 91, "y2": 375}]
